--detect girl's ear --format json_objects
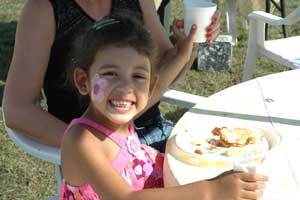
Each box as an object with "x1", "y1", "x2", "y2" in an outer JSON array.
[
  {"x1": 149, "y1": 75, "x2": 159, "y2": 99},
  {"x1": 73, "y1": 67, "x2": 90, "y2": 95}
]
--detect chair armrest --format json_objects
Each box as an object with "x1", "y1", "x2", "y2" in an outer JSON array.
[
  {"x1": 5, "y1": 127, "x2": 61, "y2": 165},
  {"x1": 2, "y1": 92, "x2": 60, "y2": 165},
  {"x1": 161, "y1": 89, "x2": 207, "y2": 109},
  {"x1": 249, "y1": 11, "x2": 284, "y2": 25},
  {"x1": 249, "y1": 7, "x2": 300, "y2": 26}
]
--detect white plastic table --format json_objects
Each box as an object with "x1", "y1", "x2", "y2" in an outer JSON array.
[{"x1": 164, "y1": 69, "x2": 300, "y2": 199}]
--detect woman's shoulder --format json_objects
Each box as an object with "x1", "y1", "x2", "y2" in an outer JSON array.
[
  {"x1": 16, "y1": 0, "x2": 55, "y2": 47},
  {"x1": 21, "y1": 0, "x2": 54, "y2": 26},
  {"x1": 139, "y1": 0, "x2": 155, "y2": 7},
  {"x1": 24, "y1": 0, "x2": 53, "y2": 14}
]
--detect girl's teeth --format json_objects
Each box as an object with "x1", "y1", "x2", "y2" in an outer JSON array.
[{"x1": 111, "y1": 100, "x2": 132, "y2": 107}]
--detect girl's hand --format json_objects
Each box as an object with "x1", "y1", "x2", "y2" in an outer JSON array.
[
  {"x1": 172, "y1": 19, "x2": 197, "y2": 64},
  {"x1": 211, "y1": 171, "x2": 268, "y2": 200}
]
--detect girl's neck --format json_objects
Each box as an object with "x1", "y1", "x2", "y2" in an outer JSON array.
[
  {"x1": 75, "y1": 0, "x2": 112, "y2": 20},
  {"x1": 83, "y1": 105, "x2": 131, "y2": 137}
]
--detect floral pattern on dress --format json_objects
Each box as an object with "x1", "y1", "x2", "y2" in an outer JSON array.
[
  {"x1": 61, "y1": 128, "x2": 164, "y2": 200},
  {"x1": 126, "y1": 134, "x2": 141, "y2": 157}
]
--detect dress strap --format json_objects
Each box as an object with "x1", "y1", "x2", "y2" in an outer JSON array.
[
  {"x1": 67, "y1": 118, "x2": 127, "y2": 147},
  {"x1": 64, "y1": 118, "x2": 135, "y2": 173}
]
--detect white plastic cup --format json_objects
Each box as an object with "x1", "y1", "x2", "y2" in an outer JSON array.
[
  {"x1": 233, "y1": 160, "x2": 257, "y2": 173},
  {"x1": 233, "y1": 153, "x2": 266, "y2": 173},
  {"x1": 183, "y1": 0, "x2": 217, "y2": 43}
]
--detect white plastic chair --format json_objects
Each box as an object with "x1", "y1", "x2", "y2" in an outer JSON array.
[
  {"x1": 2, "y1": 111, "x2": 61, "y2": 200},
  {"x1": 242, "y1": 6, "x2": 300, "y2": 81},
  {"x1": 223, "y1": 0, "x2": 238, "y2": 45}
]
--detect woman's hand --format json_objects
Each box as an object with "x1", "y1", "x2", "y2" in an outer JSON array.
[
  {"x1": 206, "y1": 11, "x2": 221, "y2": 43},
  {"x1": 210, "y1": 171, "x2": 268, "y2": 200},
  {"x1": 174, "y1": 10, "x2": 221, "y2": 44}
]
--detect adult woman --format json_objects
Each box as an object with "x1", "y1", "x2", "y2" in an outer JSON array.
[{"x1": 3, "y1": 0, "x2": 220, "y2": 152}]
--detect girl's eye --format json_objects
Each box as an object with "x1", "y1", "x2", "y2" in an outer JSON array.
[
  {"x1": 102, "y1": 72, "x2": 118, "y2": 77},
  {"x1": 133, "y1": 74, "x2": 147, "y2": 80}
]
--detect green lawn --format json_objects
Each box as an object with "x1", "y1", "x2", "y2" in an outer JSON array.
[{"x1": 1, "y1": 0, "x2": 299, "y2": 199}]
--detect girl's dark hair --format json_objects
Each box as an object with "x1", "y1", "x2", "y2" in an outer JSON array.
[{"x1": 67, "y1": 14, "x2": 157, "y2": 89}]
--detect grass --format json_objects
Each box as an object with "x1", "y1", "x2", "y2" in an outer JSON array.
[
  {"x1": 0, "y1": 113, "x2": 56, "y2": 200},
  {"x1": 0, "y1": 0, "x2": 299, "y2": 199}
]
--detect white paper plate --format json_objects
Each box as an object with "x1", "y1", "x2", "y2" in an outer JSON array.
[{"x1": 171, "y1": 125, "x2": 281, "y2": 167}]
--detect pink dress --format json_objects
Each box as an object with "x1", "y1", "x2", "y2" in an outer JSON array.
[{"x1": 60, "y1": 118, "x2": 164, "y2": 200}]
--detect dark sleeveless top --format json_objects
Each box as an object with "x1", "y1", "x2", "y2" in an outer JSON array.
[{"x1": 45, "y1": 0, "x2": 160, "y2": 125}]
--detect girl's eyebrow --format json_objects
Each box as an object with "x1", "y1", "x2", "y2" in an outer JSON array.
[
  {"x1": 134, "y1": 65, "x2": 150, "y2": 73},
  {"x1": 98, "y1": 64, "x2": 150, "y2": 73},
  {"x1": 98, "y1": 64, "x2": 118, "y2": 70}
]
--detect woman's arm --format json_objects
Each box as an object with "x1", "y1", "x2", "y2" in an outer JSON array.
[
  {"x1": 139, "y1": 0, "x2": 174, "y2": 58},
  {"x1": 3, "y1": 0, "x2": 67, "y2": 147}
]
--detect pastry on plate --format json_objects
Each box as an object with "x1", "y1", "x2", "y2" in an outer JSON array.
[{"x1": 172, "y1": 126, "x2": 277, "y2": 167}]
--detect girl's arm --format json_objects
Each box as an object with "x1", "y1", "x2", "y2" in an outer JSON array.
[
  {"x1": 139, "y1": 0, "x2": 191, "y2": 99},
  {"x1": 62, "y1": 128, "x2": 268, "y2": 200},
  {"x1": 139, "y1": 0, "x2": 219, "y2": 110},
  {"x1": 3, "y1": 0, "x2": 67, "y2": 147}
]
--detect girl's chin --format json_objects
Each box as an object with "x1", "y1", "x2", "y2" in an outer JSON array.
[{"x1": 108, "y1": 114, "x2": 135, "y2": 125}]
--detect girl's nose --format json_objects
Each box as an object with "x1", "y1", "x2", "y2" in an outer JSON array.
[{"x1": 116, "y1": 79, "x2": 133, "y2": 93}]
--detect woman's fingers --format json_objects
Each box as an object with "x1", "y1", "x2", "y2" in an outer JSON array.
[
  {"x1": 172, "y1": 19, "x2": 197, "y2": 44},
  {"x1": 172, "y1": 19, "x2": 185, "y2": 42},
  {"x1": 206, "y1": 10, "x2": 221, "y2": 43},
  {"x1": 206, "y1": 20, "x2": 220, "y2": 35},
  {"x1": 207, "y1": 10, "x2": 220, "y2": 32},
  {"x1": 212, "y1": 10, "x2": 221, "y2": 24},
  {"x1": 174, "y1": 19, "x2": 184, "y2": 29},
  {"x1": 206, "y1": 24, "x2": 220, "y2": 43}
]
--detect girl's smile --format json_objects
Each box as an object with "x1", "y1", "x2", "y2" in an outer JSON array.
[
  {"x1": 86, "y1": 46, "x2": 152, "y2": 126},
  {"x1": 109, "y1": 99, "x2": 135, "y2": 112}
]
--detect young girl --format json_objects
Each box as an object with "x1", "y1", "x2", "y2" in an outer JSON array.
[{"x1": 60, "y1": 15, "x2": 267, "y2": 200}]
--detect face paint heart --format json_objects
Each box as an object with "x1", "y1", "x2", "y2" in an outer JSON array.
[
  {"x1": 91, "y1": 74, "x2": 108, "y2": 103},
  {"x1": 93, "y1": 84, "x2": 100, "y2": 96}
]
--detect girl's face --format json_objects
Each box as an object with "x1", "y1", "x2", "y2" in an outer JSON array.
[{"x1": 86, "y1": 46, "x2": 153, "y2": 125}]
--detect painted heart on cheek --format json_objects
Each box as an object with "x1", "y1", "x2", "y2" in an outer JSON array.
[
  {"x1": 93, "y1": 84, "x2": 100, "y2": 95},
  {"x1": 91, "y1": 74, "x2": 108, "y2": 103}
]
